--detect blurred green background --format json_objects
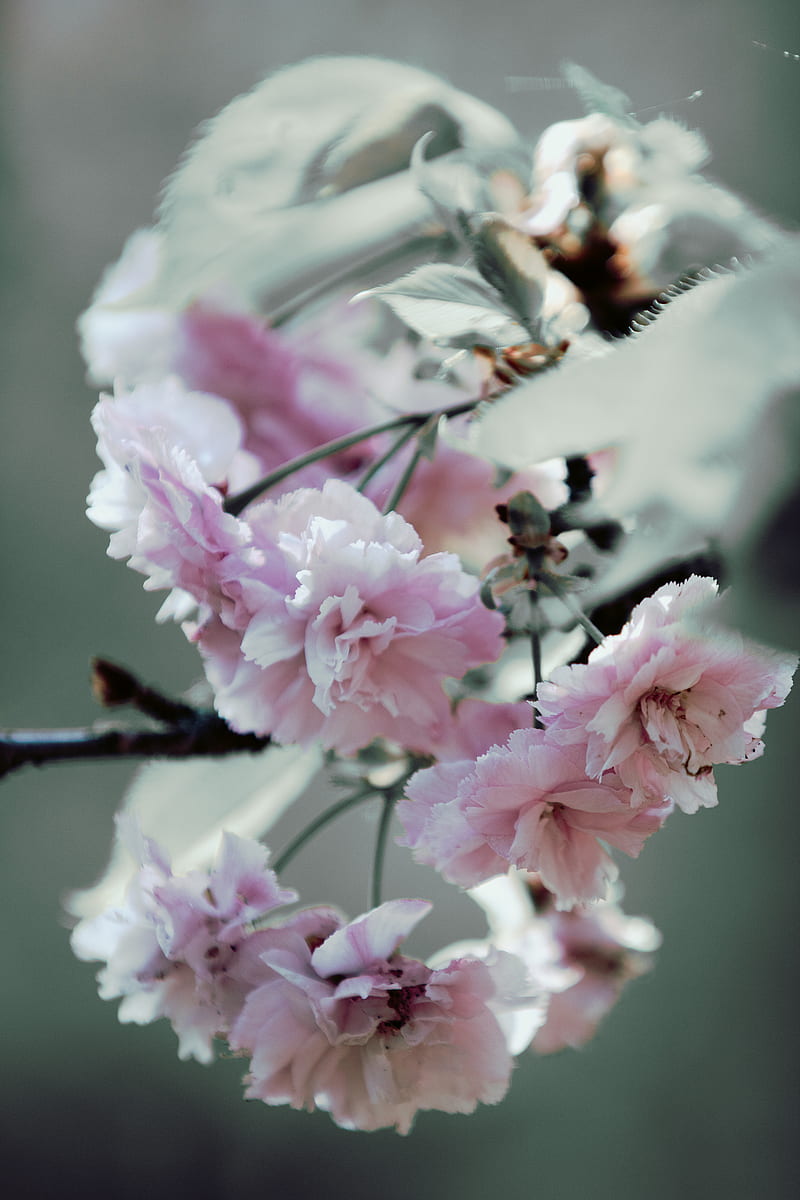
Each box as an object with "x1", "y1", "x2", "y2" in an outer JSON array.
[{"x1": 1, "y1": 2, "x2": 798, "y2": 1196}]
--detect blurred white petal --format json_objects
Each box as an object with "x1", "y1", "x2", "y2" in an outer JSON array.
[
  {"x1": 67, "y1": 744, "x2": 322, "y2": 918},
  {"x1": 473, "y1": 240, "x2": 800, "y2": 534}
]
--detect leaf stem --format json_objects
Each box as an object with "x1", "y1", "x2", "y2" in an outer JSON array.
[{"x1": 272, "y1": 786, "x2": 376, "y2": 875}]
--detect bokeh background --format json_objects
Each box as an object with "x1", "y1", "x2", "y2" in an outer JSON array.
[{"x1": 1, "y1": 2, "x2": 798, "y2": 1197}]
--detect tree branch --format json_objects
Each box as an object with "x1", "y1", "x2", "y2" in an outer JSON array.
[{"x1": 0, "y1": 659, "x2": 270, "y2": 780}]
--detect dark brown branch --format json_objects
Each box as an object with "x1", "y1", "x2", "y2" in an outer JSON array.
[
  {"x1": 0, "y1": 716, "x2": 270, "y2": 779},
  {"x1": 90, "y1": 658, "x2": 197, "y2": 724},
  {"x1": 0, "y1": 659, "x2": 271, "y2": 780}
]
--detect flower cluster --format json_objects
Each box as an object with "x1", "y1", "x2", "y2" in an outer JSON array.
[
  {"x1": 71, "y1": 825, "x2": 298, "y2": 1063},
  {"x1": 59, "y1": 55, "x2": 798, "y2": 1133},
  {"x1": 463, "y1": 871, "x2": 662, "y2": 1055},
  {"x1": 193, "y1": 479, "x2": 505, "y2": 752},
  {"x1": 398, "y1": 576, "x2": 794, "y2": 908},
  {"x1": 73, "y1": 830, "x2": 546, "y2": 1132},
  {"x1": 518, "y1": 67, "x2": 773, "y2": 323},
  {"x1": 536, "y1": 577, "x2": 795, "y2": 812},
  {"x1": 399, "y1": 727, "x2": 671, "y2": 908}
]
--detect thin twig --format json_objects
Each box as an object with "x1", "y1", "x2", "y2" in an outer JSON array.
[
  {"x1": 1, "y1": 659, "x2": 270, "y2": 779},
  {"x1": 90, "y1": 658, "x2": 196, "y2": 724},
  {"x1": 540, "y1": 579, "x2": 606, "y2": 646},
  {"x1": 0, "y1": 717, "x2": 270, "y2": 780}
]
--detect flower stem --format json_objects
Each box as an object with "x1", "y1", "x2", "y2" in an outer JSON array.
[
  {"x1": 370, "y1": 790, "x2": 397, "y2": 909},
  {"x1": 272, "y1": 786, "x2": 376, "y2": 875},
  {"x1": 530, "y1": 597, "x2": 544, "y2": 730},
  {"x1": 355, "y1": 422, "x2": 419, "y2": 493},
  {"x1": 224, "y1": 400, "x2": 476, "y2": 516},
  {"x1": 540, "y1": 580, "x2": 605, "y2": 646},
  {"x1": 381, "y1": 439, "x2": 426, "y2": 514}
]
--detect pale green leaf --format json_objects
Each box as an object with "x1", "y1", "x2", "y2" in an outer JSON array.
[
  {"x1": 66, "y1": 744, "x2": 323, "y2": 917},
  {"x1": 360, "y1": 262, "x2": 527, "y2": 345}
]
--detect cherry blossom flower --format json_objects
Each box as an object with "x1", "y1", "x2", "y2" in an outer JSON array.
[
  {"x1": 194, "y1": 479, "x2": 505, "y2": 753},
  {"x1": 536, "y1": 576, "x2": 797, "y2": 812},
  {"x1": 523, "y1": 880, "x2": 661, "y2": 1054},
  {"x1": 383, "y1": 441, "x2": 568, "y2": 560},
  {"x1": 398, "y1": 727, "x2": 671, "y2": 908},
  {"x1": 434, "y1": 872, "x2": 574, "y2": 1055},
  {"x1": 71, "y1": 825, "x2": 296, "y2": 1062},
  {"x1": 434, "y1": 697, "x2": 534, "y2": 762},
  {"x1": 461, "y1": 871, "x2": 661, "y2": 1054},
  {"x1": 521, "y1": 106, "x2": 771, "y2": 301},
  {"x1": 229, "y1": 898, "x2": 526, "y2": 1133},
  {"x1": 176, "y1": 303, "x2": 575, "y2": 559},
  {"x1": 175, "y1": 302, "x2": 389, "y2": 491},
  {"x1": 87, "y1": 377, "x2": 259, "y2": 621},
  {"x1": 176, "y1": 303, "x2": 572, "y2": 559}
]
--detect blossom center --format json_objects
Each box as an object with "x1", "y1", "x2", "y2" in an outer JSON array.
[
  {"x1": 307, "y1": 584, "x2": 397, "y2": 712},
  {"x1": 375, "y1": 982, "x2": 427, "y2": 1036},
  {"x1": 638, "y1": 687, "x2": 710, "y2": 768}
]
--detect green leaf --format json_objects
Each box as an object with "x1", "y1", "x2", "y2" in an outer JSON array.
[
  {"x1": 480, "y1": 577, "x2": 498, "y2": 609},
  {"x1": 506, "y1": 490, "x2": 552, "y2": 539},
  {"x1": 410, "y1": 133, "x2": 531, "y2": 245},
  {"x1": 410, "y1": 132, "x2": 486, "y2": 241},
  {"x1": 561, "y1": 61, "x2": 637, "y2": 125},
  {"x1": 358, "y1": 262, "x2": 528, "y2": 346},
  {"x1": 470, "y1": 216, "x2": 549, "y2": 334}
]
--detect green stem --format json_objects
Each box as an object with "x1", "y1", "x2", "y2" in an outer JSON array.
[
  {"x1": 540, "y1": 579, "x2": 605, "y2": 646},
  {"x1": 272, "y1": 786, "x2": 375, "y2": 875},
  {"x1": 370, "y1": 791, "x2": 396, "y2": 910},
  {"x1": 530, "y1": 597, "x2": 544, "y2": 729},
  {"x1": 355, "y1": 422, "x2": 419, "y2": 493},
  {"x1": 224, "y1": 400, "x2": 476, "y2": 516},
  {"x1": 382, "y1": 438, "x2": 426, "y2": 514}
]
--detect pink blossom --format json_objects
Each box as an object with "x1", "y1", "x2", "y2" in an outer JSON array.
[
  {"x1": 229, "y1": 898, "x2": 520, "y2": 1133},
  {"x1": 87, "y1": 378, "x2": 258, "y2": 621},
  {"x1": 175, "y1": 304, "x2": 388, "y2": 491},
  {"x1": 194, "y1": 479, "x2": 505, "y2": 753},
  {"x1": 437, "y1": 873, "x2": 573, "y2": 1055},
  {"x1": 536, "y1": 576, "x2": 797, "y2": 812},
  {"x1": 70, "y1": 826, "x2": 296, "y2": 1062},
  {"x1": 527, "y1": 884, "x2": 661, "y2": 1054},
  {"x1": 378, "y1": 439, "x2": 567, "y2": 560},
  {"x1": 435, "y1": 698, "x2": 534, "y2": 762},
  {"x1": 466, "y1": 871, "x2": 661, "y2": 1054},
  {"x1": 399, "y1": 727, "x2": 670, "y2": 908},
  {"x1": 176, "y1": 304, "x2": 573, "y2": 560}
]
